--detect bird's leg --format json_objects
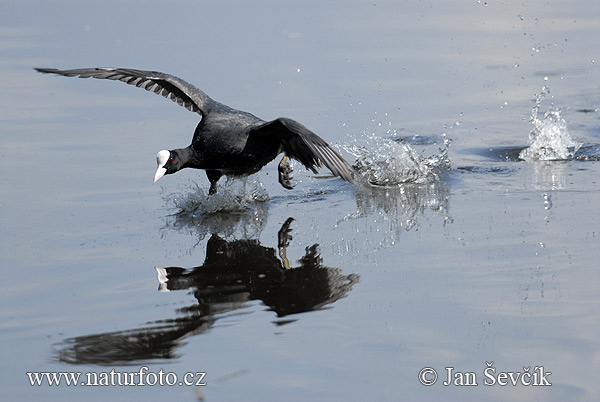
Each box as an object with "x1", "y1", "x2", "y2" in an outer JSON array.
[
  {"x1": 208, "y1": 182, "x2": 218, "y2": 196},
  {"x1": 278, "y1": 155, "x2": 294, "y2": 190},
  {"x1": 206, "y1": 170, "x2": 223, "y2": 196}
]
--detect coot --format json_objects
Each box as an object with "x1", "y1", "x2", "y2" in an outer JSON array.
[{"x1": 35, "y1": 67, "x2": 354, "y2": 194}]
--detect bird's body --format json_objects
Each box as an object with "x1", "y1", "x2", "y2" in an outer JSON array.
[
  {"x1": 35, "y1": 67, "x2": 354, "y2": 194},
  {"x1": 188, "y1": 109, "x2": 277, "y2": 174}
]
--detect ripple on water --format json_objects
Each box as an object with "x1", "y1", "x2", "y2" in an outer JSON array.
[
  {"x1": 574, "y1": 144, "x2": 600, "y2": 161},
  {"x1": 456, "y1": 165, "x2": 516, "y2": 175},
  {"x1": 462, "y1": 146, "x2": 526, "y2": 162}
]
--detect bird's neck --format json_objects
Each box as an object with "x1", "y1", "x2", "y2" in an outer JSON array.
[{"x1": 175, "y1": 146, "x2": 200, "y2": 169}]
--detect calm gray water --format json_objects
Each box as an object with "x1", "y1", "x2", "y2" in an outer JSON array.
[{"x1": 2, "y1": 1, "x2": 600, "y2": 401}]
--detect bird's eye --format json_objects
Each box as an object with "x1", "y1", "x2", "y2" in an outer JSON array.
[{"x1": 169, "y1": 157, "x2": 174, "y2": 162}]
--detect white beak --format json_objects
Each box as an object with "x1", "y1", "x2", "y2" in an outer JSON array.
[
  {"x1": 154, "y1": 167, "x2": 167, "y2": 183},
  {"x1": 153, "y1": 150, "x2": 170, "y2": 183},
  {"x1": 155, "y1": 266, "x2": 170, "y2": 292}
]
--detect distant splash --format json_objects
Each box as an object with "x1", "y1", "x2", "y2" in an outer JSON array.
[
  {"x1": 343, "y1": 131, "x2": 452, "y2": 186},
  {"x1": 519, "y1": 86, "x2": 583, "y2": 161},
  {"x1": 162, "y1": 175, "x2": 269, "y2": 216}
]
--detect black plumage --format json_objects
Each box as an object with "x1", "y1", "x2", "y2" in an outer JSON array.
[{"x1": 35, "y1": 67, "x2": 354, "y2": 194}]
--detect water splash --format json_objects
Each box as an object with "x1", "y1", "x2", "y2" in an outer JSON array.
[
  {"x1": 162, "y1": 175, "x2": 269, "y2": 216},
  {"x1": 519, "y1": 86, "x2": 582, "y2": 161},
  {"x1": 343, "y1": 131, "x2": 452, "y2": 186}
]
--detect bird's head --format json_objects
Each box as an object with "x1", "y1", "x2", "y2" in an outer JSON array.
[{"x1": 153, "y1": 149, "x2": 186, "y2": 183}]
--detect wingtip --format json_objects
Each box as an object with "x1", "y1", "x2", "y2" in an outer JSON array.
[
  {"x1": 342, "y1": 169, "x2": 355, "y2": 184},
  {"x1": 337, "y1": 166, "x2": 355, "y2": 184},
  {"x1": 35, "y1": 67, "x2": 60, "y2": 75}
]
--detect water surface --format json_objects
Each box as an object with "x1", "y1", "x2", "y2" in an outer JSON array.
[{"x1": 2, "y1": 1, "x2": 600, "y2": 401}]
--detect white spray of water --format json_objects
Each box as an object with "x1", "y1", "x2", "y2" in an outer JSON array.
[
  {"x1": 519, "y1": 86, "x2": 582, "y2": 161},
  {"x1": 343, "y1": 131, "x2": 452, "y2": 186},
  {"x1": 164, "y1": 175, "x2": 269, "y2": 215}
]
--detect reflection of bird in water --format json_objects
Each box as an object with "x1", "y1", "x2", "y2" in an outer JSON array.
[
  {"x1": 35, "y1": 67, "x2": 354, "y2": 195},
  {"x1": 158, "y1": 218, "x2": 357, "y2": 318},
  {"x1": 55, "y1": 218, "x2": 358, "y2": 365}
]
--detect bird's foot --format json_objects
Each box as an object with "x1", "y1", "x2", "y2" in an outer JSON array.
[
  {"x1": 277, "y1": 217, "x2": 294, "y2": 249},
  {"x1": 278, "y1": 217, "x2": 294, "y2": 269},
  {"x1": 278, "y1": 156, "x2": 294, "y2": 190}
]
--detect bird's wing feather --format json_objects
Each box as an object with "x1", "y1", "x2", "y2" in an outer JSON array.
[
  {"x1": 252, "y1": 118, "x2": 354, "y2": 183},
  {"x1": 35, "y1": 67, "x2": 216, "y2": 116}
]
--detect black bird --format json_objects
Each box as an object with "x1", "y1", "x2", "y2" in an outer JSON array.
[{"x1": 35, "y1": 67, "x2": 354, "y2": 195}]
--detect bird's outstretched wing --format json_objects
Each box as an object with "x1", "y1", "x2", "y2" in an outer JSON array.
[
  {"x1": 252, "y1": 118, "x2": 354, "y2": 183},
  {"x1": 35, "y1": 67, "x2": 217, "y2": 117}
]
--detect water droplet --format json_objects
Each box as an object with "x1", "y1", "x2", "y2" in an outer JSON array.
[{"x1": 543, "y1": 193, "x2": 552, "y2": 210}]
